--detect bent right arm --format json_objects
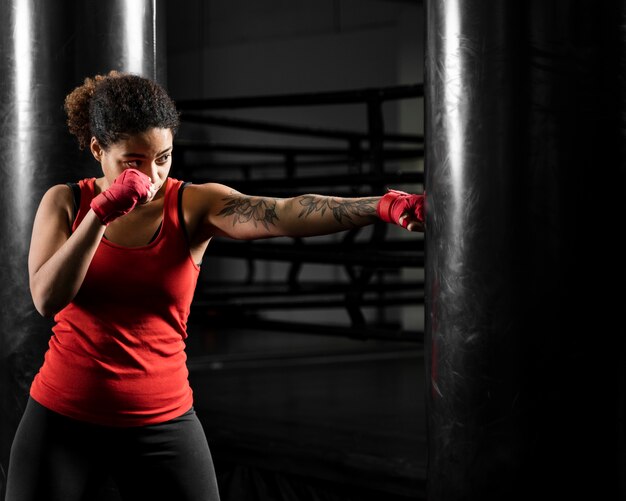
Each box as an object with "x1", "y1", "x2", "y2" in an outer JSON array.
[{"x1": 28, "y1": 185, "x2": 106, "y2": 317}]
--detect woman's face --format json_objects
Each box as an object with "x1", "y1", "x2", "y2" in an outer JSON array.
[{"x1": 91, "y1": 127, "x2": 173, "y2": 203}]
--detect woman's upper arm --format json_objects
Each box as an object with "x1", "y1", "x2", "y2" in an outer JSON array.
[
  {"x1": 183, "y1": 182, "x2": 281, "y2": 241},
  {"x1": 28, "y1": 185, "x2": 74, "y2": 279}
]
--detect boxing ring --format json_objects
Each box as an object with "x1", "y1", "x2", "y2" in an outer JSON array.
[{"x1": 173, "y1": 84, "x2": 426, "y2": 499}]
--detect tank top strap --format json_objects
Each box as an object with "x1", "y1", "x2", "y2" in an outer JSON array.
[
  {"x1": 163, "y1": 178, "x2": 184, "y2": 237},
  {"x1": 73, "y1": 178, "x2": 97, "y2": 232}
]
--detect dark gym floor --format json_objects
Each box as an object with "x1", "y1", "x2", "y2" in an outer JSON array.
[{"x1": 186, "y1": 326, "x2": 427, "y2": 500}]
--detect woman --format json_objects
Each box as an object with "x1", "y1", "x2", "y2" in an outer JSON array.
[{"x1": 6, "y1": 71, "x2": 424, "y2": 500}]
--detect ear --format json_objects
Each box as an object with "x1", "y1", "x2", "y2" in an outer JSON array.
[{"x1": 90, "y1": 137, "x2": 104, "y2": 162}]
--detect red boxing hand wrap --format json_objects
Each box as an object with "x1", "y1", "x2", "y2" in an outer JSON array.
[
  {"x1": 90, "y1": 169, "x2": 152, "y2": 225},
  {"x1": 376, "y1": 189, "x2": 425, "y2": 229}
]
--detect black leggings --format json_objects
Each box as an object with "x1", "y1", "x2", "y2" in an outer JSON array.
[{"x1": 6, "y1": 398, "x2": 221, "y2": 501}]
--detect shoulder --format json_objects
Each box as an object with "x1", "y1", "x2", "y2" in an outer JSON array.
[
  {"x1": 182, "y1": 182, "x2": 242, "y2": 212},
  {"x1": 178, "y1": 182, "x2": 241, "y2": 235},
  {"x1": 35, "y1": 184, "x2": 75, "y2": 228},
  {"x1": 184, "y1": 182, "x2": 241, "y2": 197},
  {"x1": 40, "y1": 184, "x2": 74, "y2": 209}
]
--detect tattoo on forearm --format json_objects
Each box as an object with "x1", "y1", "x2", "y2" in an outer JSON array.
[
  {"x1": 297, "y1": 196, "x2": 377, "y2": 224},
  {"x1": 218, "y1": 194, "x2": 279, "y2": 230}
]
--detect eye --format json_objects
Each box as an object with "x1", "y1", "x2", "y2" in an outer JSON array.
[
  {"x1": 157, "y1": 154, "x2": 171, "y2": 165},
  {"x1": 125, "y1": 160, "x2": 142, "y2": 168}
]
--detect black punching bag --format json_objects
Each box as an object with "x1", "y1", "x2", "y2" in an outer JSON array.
[
  {"x1": 425, "y1": 1, "x2": 624, "y2": 500},
  {"x1": 0, "y1": 1, "x2": 166, "y2": 498},
  {"x1": 74, "y1": 0, "x2": 167, "y2": 84},
  {"x1": 0, "y1": 1, "x2": 77, "y2": 496}
]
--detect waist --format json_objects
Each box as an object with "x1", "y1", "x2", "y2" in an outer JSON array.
[{"x1": 31, "y1": 328, "x2": 193, "y2": 427}]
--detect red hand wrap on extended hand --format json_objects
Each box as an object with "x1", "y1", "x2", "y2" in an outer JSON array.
[
  {"x1": 90, "y1": 169, "x2": 152, "y2": 225},
  {"x1": 376, "y1": 189, "x2": 425, "y2": 229}
]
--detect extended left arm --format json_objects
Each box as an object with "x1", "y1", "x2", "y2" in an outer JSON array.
[
  {"x1": 194, "y1": 183, "x2": 424, "y2": 240},
  {"x1": 214, "y1": 190, "x2": 379, "y2": 239}
]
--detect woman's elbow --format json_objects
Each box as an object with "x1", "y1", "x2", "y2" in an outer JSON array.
[
  {"x1": 30, "y1": 282, "x2": 66, "y2": 318},
  {"x1": 31, "y1": 295, "x2": 62, "y2": 318}
]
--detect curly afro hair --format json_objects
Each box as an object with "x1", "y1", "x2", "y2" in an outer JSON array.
[{"x1": 64, "y1": 71, "x2": 180, "y2": 150}]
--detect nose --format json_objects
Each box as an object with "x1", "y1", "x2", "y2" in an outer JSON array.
[{"x1": 143, "y1": 163, "x2": 159, "y2": 184}]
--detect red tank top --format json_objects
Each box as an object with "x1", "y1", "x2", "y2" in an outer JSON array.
[{"x1": 30, "y1": 177, "x2": 200, "y2": 427}]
